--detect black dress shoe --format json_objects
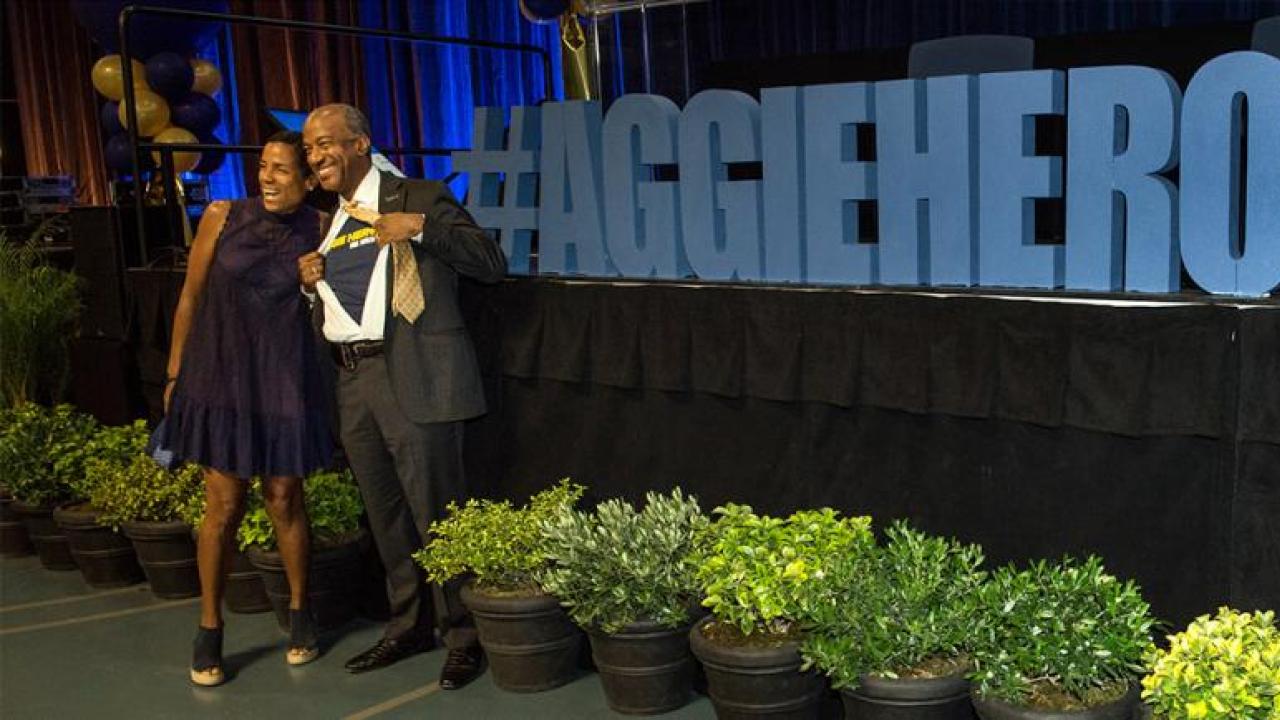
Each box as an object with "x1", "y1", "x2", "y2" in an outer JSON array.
[
  {"x1": 439, "y1": 645, "x2": 485, "y2": 690},
  {"x1": 344, "y1": 633, "x2": 434, "y2": 674}
]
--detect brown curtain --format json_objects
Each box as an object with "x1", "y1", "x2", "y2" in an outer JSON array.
[
  {"x1": 229, "y1": 0, "x2": 365, "y2": 191},
  {"x1": 5, "y1": 0, "x2": 110, "y2": 205}
]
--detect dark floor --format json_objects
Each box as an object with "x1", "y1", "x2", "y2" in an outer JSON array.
[{"x1": 0, "y1": 555, "x2": 716, "y2": 719}]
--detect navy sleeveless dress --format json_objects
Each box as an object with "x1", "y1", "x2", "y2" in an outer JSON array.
[{"x1": 162, "y1": 198, "x2": 333, "y2": 478}]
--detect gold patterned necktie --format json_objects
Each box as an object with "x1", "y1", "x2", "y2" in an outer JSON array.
[{"x1": 343, "y1": 200, "x2": 425, "y2": 323}]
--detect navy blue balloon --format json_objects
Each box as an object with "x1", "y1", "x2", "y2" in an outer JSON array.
[
  {"x1": 146, "y1": 52, "x2": 195, "y2": 101},
  {"x1": 70, "y1": 0, "x2": 226, "y2": 57},
  {"x1": 191, "y1": 134, "x2": 226, "y2": 175},
  {"x1": 170, "y1": 92, "x2": 220, "y2": 134},
  {"x1": 104, "y1": 132, "x2": 157, "y2": 174},
  {"x1": 520, "y1": 0, "x2": 569, "y2": 22},
  {"x1": 101, "y1": 101, "x2": 124, "y2": 136}
]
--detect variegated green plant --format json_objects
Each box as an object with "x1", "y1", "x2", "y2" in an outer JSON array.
[
  {"x1": 537, "y1": 487, "x2": 708, "y2": 633},
  {"x1": 1142, "y1": 607, "x2": 1280, "y2": 719},
  {"x1": 235, "y1": 469, "x2": 363, "y2": 550},
  {"x1": 414, "y1": 479, "x2": 586, "y2": 594},
  {"x1": 73, "y1": 419, "x2": 149, "y2": 501},
  {"x1": 88, "y1": 455, "x2": 204, "y2": 528},
  {"x1": 691, "y1": 504, "x2": 874, "y2": 639}
]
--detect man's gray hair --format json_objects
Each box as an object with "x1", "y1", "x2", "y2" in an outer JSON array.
[{"x1": 312, "y1": 103, "x2": 371, "y2": 139}]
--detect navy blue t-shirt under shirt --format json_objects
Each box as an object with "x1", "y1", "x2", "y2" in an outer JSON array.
[{"x1": 326, "y1": 215, "x2": 380, "y2": 322}]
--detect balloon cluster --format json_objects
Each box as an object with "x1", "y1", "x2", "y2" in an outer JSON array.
[{"x1": 92, "y1": 52, "x2": 226, "y2": 176}]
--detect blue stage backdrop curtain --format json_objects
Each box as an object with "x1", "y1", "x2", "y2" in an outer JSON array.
[
  {"x1": 357, "y1": 0, "x2": 562, "y2": 186},
  {"x1": 707, "y1": 0, "x2": 1280, "y2": 61},
  {"x1": 196, "y1": 25, "x2": 246, "y2": 200}
]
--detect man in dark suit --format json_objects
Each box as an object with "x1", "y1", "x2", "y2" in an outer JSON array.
[{"x1": 297, "y1": 104, "x2": 505, "y2": 688}]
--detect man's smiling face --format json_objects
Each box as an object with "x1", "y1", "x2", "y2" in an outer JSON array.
[{"x1": 302, "y1": 108, "x2": 371, "y2": 199}]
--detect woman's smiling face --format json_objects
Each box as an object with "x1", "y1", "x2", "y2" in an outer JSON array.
[{"x1": 258, "y1": 141, "x2": 314, "y2": 214}]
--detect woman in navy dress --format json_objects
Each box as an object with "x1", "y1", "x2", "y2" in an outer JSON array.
[{"x1": 162, "y1": 131, "x2": 332, "y2": 686}]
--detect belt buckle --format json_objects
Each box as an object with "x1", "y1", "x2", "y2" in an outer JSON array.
[{"x1": 338, "y1": 343, "x2": 358, "y2": 371}]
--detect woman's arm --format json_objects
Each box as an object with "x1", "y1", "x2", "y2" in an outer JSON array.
[{"x1": 164, "y1": 200, "x2": 230, "y2": 411}]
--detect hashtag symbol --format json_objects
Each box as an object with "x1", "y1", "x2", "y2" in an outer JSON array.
[{"x1": 452, "y1": 106, "x2": 541, "y2": 273}]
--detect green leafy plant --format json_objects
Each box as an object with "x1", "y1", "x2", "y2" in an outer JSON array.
[
  {"x1": 0, "y1": 237, "x2": 81, "y2": 407},
  {"x1": 691, "y1": 504, "x2": 874, "y2": 640},
  {"x1": 87, "y1": 455, "x2": 204, "y2": 528},
  {"x1": 803, "y1": 521, "x2": 987, "y2": 688},
  {"x1": 236, "y1": 469, "x2": 363, "y2": 551},
  {"x1": 1141, "y1": 607, "x2": 1280, "y2": 719},
  {"x1": 969, "y1": 555, "x2": 1156, "y2": 711},
  {"x1": 414, "y1": 479, "x2": 586, "y2": 594},
  {"x1": 0, "y1": 402, "x2": 96, "y2": 505},
  {"x1": 537, "y1": 487, "x2": 708, "y2": 633},
  {"x1": 85, "y1": 419, "x2": 150, "y2": 466}
]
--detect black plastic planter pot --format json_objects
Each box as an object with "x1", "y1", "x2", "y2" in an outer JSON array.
[
  {"x1": 0, "y1": 492, "x2": 33, "y2": 557},
  {"x1": 122, "y1": 520, "x2": 200, "y2": 599},
  {"x1": 972, "y1": 684, "x2": 1139, "y2": 720},
  {"x1": 588, "y1": 619, "x2": 696, "y2": 715},
  {"x1": 246, "y1": 531, "x2": 366, "y2": 632},
  {"x1": 841, "y1": 671, "x2": 975, "y2": 720},
  {"x1": 53, "y1": 505, "x2": 144, "y2": 588},
  {"x1": 689, "y1": 616, "x2": 826, "y2": 720},
  {"x1": 460, "y1": 581, "x2": 582, "y2": 693},
  {"x1": 225, "y1": 546, "x2": 271, "y2": 614},
  {"x1": 12, "y1": 501, "x2": 76, "y2": 570}
]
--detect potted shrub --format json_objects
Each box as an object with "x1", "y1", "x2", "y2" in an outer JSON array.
[
  {"x1": 242, "y1": 469, "x2": 367, "y2": 631},
  {"x1": 1, "y1": 403, "x2": 83, "y2": 569},
  {"x1": 415, "y1": 479, "x2": 586, "y2": 693},
  {"x1": 804, "y1": 521, "x2": 986, "y2": 720},
  {"x1": 53, "y1": 419, "x2": 149, "y2": 588},
  {"x1": 1141, "y1": 606, "x2": 1280, "y2": 719},
  {"x1": 0, "y1": 236, "x2": 79, "y2": 558},
  {"x1": 537, "y1": 487, "x2": 709, "y2": 714},
  {"x1": 688, "y1": 504, "x2": 875, "y2": 719},
  {"x1": 90, "y1": 455, "x2": 204, "y2": 599},
  {"x1": 968, "y1": 555, "x2": 1156, "y2": 720}
]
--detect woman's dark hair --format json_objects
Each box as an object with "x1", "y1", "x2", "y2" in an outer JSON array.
[{"x1": 263, "y1": 130, "x2": 312, "y2": 175}]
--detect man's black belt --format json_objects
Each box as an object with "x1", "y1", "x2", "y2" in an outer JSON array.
[{"x1": 333, "y1": 340, "x2": 384, "y2": 371}]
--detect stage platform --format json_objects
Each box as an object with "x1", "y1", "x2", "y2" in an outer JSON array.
[
  {"x1": 125, "y1": 271, "x2": 1280, "y2": 630},
  {"x1": 0, "y1": 554, "x2": 715, "y2": 719}
]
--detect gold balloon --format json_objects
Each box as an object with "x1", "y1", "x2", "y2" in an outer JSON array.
[
  {"x1": 190, "y1": 58, "x2": 223, "y2": 97},
  {"x1": 91, "y1": 55, "x2": 147, "y2": 101},
  {"x1": 152, "y1": 126, "x2": 202, "y2": 174},
  {"x1": 118, "y1": 89, "x2": 171, "y2": 137}
]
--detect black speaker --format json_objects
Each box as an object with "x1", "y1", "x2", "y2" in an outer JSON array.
[{"x1": 69, "y1": 205, "x2": 176, "y2": 340}]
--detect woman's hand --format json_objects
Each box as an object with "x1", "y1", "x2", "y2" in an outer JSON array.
[{"x1": 164, "y1": 379, "x2": 175, "y2": 413}]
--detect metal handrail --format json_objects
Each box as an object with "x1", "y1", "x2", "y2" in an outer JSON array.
[{"x1": 117, "y1": 4, "x2": 555, "y2": 264}]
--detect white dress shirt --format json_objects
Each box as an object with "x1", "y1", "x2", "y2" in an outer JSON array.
[{"x1": 315, "y1": 168, "x2": 420, "y2": 343}]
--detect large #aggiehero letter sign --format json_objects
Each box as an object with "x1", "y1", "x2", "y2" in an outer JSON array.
[{"x1": 452, "y1": 51, "x2": 1280, "y2": 297}]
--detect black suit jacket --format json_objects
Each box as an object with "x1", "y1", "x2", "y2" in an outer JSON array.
[{"x1": 317, "y1": 171, "x2": 507, "y2": 423}]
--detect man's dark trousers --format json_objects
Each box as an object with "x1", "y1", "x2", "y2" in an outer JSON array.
[{"x1": 337, "y1": 353, "x2": 471, "y2": 644}]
